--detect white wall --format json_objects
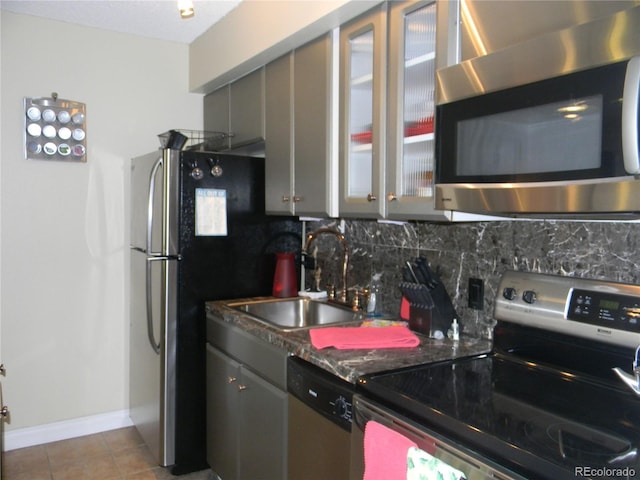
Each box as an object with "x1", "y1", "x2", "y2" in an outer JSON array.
[
  {"x1": 189, "y1": 0, "x2": 381, "y2": 92},
  {"x1": 0, "y1": 11, "x2": 203, "y2": 442}
]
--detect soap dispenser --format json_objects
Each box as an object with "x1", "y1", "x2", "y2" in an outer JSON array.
[
  {"x1": 367, "y1": 273, "x2": 383, "y2": 317},
  {"x1": 449, "y1": 318, "x2": 460, "y2": 341}
]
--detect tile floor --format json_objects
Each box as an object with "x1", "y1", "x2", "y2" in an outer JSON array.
[{"x1": 2, "y1": 427, "x2": 214, "y2": 480}]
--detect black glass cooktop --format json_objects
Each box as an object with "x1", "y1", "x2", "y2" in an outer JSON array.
[{"x1": 358, "y1": 354, "x2": 640, "y2": 480}]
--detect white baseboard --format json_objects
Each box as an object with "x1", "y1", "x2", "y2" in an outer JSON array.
[{"x1": 4, "y1": 409, "x2": 133, "y2": 451}]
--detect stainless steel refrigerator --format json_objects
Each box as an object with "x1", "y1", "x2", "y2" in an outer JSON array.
[{"x1": 129, "y1": 146, "x2": 300, "y2": 474}]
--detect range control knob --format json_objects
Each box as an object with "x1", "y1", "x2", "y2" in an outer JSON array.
[
  {"x1": 503, "y1": 287, "x2": 517, "y2": 300},
  {"x1": 522, "y1": 290, "x2": 537, "y2": 304}
]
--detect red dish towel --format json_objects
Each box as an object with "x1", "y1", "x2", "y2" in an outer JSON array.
[
  {"x1": 363, "y1": 421, "x2": 417, "y2": 480},
  {"x1": 309, "y1": 326, "x2": 420, "y2": 350}
]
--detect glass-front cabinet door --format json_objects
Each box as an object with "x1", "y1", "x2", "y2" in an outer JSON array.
[
  {"x1": 387, "y1": 0, "x2": 448, "y2": 220},
  {"x1": 339, "y1": 0, "x2": 450, "y2": 220},
  {"x1": 339, "y1": 3, "x2": 387, "y2": 218}
]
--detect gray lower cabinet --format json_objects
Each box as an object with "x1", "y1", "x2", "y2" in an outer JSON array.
[
  {"x1": 205, "y1": 314, "x2": 288, "y2": 480},
  {"x1": 238, "y1": 365, "x2": 288, "y2": 479},
  {"x1": 206, "y1": 345, "x2": 239, "y2": 480},
  {"x1": 206, "y1": 345, "x2": 288, "y2": 480}
]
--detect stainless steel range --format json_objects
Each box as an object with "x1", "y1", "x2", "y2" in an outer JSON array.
[{"x1": 352, "y1": 271, "x2": 640, "y2": 479}]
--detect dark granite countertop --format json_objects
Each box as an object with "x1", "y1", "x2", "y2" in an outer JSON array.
[{"x1": 205, "y1": 297, "x2": 493, "y2": 384}]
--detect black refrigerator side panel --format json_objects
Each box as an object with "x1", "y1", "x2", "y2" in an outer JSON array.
[{"x1": 173, "y1": 152, "x2": 301, "y2": 474}]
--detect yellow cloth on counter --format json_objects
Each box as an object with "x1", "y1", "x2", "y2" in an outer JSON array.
[
  {"x1": 406, "y1": 447, "x2": 467, "y2": 480},
  {"x1": 361, "y1": 319, "x2": 408, "y2": 327}
]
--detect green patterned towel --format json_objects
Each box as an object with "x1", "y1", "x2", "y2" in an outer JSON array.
[{"x1": 406, "y1": 446, "x2": 467, "y2": 480}]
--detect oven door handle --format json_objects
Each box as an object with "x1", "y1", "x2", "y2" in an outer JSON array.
[
  {"x1": 609, "y1": 447, "x2": 637, "y2": 465},
  {"x1": 354, "y1": 396, "x2": 437, "y2": 454}
]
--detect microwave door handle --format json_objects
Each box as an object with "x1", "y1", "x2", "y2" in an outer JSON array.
[
  {"x1": 622, "y1": 56, "x2": 640, "y2": 174},
  {"x1": 146, "y1": 156, "x2": 163, "y2": 255}
]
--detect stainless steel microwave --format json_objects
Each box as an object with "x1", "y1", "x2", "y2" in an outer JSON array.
[{"x1": 435, "y1": 5, "x2": 640, "y2": 218}]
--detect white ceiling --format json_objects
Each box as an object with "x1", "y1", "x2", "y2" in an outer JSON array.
[{"x1": 0, "y1": 0, "x2": 242, "y2": 44}]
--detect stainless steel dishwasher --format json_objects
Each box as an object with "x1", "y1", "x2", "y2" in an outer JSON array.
[{"x1": 287, "y1": 356, "x2": 354, "y2": 480}]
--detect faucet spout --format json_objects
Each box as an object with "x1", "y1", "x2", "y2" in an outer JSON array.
[
  {"x1": 612, "y1": 367, "x2": 640, "y2": 396},
  {"x1": 303, "y1": 227, "x2": 349, "y2": 303}
]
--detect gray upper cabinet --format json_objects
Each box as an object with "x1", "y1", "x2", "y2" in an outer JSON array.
[
  {"x1": 205, "y1": 0, "x2": 463, "y2": 221},
  {"x1": 339, "y1": 0, "x2": 450, "y2": 221},
  {"x1": 265, "y1": 32, "x2": 338, "y2": 217},
  {"x1": 265, "y1": 53, "x2": 294, "y2": 215},
  {"x1": 203, "y1": 85, "x2": 229, "y2": 136},
  {"x1": 293, "y1": 32, "x2": 338, "y2": 218},
  {"x1": 386, "y1": 0, "x2": 449, "y2": 221},
  {"x1": 230, "y1": 68, "x2": 265, "y2": 148},
  {"x1": 339, "y1": 3, "x2": 387, "y2": 219},
  {"x1": 204, "y1": 67, "x2": 265, "y2": 150}
]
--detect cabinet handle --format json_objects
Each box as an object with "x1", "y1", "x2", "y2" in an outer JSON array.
[
  {"x1": 293, "y1": 195, "x2": 302, "y2": 203},
  {"x1": 367, "y1": 194, "x2": 377, "y2": 202},
  {"x1": 1, "y1": 406, "x2": 9, "y2": 418},
  {"x1": 227, "y1": 376, "x2": 237, "y2": 384},
  {"x1": 281, "y1": 195, "x2": 290, "y2": 202},
  {"x1": 0, "y1": 364, "x2": 5, "y2": 375},
  {"x1": 237, "y1": 384, "x2": 248, "y2": 392},
  {"x1": 387, "y1": 193, "x2": 397, "y2": 202}
]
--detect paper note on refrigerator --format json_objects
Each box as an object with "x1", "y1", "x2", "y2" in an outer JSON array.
[{"x1": 195, "y1": 188, "x2": 227, "y2": 236}]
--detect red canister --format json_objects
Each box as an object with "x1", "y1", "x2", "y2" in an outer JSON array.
[{"x1": 272, "y1": 253, "x2": 298, "y2": 298}]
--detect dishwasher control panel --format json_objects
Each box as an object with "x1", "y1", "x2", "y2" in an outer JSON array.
[{"x1": 287, "y1": 356, "x2": 355, "y2": 431}]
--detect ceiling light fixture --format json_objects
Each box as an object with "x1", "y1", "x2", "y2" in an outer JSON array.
[{"x1": 178, "y1": 0, "x2": 195, "y2": 18}]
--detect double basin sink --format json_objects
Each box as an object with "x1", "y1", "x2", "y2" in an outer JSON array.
[{"x1": 227, "y1": 297, "x2": 364, "y2": 331}]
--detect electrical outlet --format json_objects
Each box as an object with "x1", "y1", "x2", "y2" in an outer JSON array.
[{"x1": 468, "y1": 278, "x2": 484, "y2": 310}]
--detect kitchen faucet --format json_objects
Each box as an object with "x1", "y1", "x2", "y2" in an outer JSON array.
[
  {"x1": 612, "y1": 345, "x2": 640, "y2": 396},
  {"x1": 302, "y1": 227, "x2": 349, "y2": 304}
]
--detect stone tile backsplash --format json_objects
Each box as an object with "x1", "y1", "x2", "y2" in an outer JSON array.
[{"x1": 302, "y1": 218, "x2": 640, "y2": 339}]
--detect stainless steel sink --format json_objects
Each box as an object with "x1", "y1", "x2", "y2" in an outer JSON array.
[{"x1": 227, "y1": 297, "x2": 364, "y2": 331}]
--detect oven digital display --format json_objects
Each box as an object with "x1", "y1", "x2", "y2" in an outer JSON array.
[
  {"x1": 568, "y1": 289, "x2": 640, "y2": 333},
  {"x1": 599, "y1": 299, "x2": 620, "y2": 310}
]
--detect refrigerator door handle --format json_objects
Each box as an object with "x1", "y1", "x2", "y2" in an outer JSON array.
[
  {"x1": 146, "y1": 156, "x2": 163, "y2": 255},
  {"x1": 145, "y1": 256, "x2": 162, "y2": 354},
  {"x1": 144, "y1": 156, "x2": 165, "y2": 354},
  {"x1": 145, "y1": 255, "x2": 182, "y2": 354}
]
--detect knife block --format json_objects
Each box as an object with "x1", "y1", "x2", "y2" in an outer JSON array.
[{"x1": 408, "y1": 305, "x2": 432, "y2": 335}]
